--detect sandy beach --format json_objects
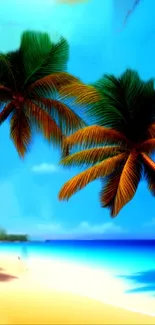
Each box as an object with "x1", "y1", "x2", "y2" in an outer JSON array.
[{"x1": 0, "y1": 255, "x2": 154, "y2": 325}]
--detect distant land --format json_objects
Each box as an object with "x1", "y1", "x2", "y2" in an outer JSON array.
[{"x1": 0, "y1": 229, "x2": 28, "y2": 242}]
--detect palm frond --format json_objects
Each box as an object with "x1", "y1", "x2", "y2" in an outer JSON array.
[
  {"x1": 119, "y1": 69, "x2": 144, "y2": 104},
  {"x1": 88, "y1": 72, "x2": 131, "y2": 129},
  {"x1": 98, "y1": 69, "x2": 145, "y2": 116},
  {"x1": 0, "y1": 53, "x2": 16, "y2": 89},
  {"x1": 10, "y1": 110, "x2": 31, "y2": 157},
  {"x1": 87, "y1": 101, "x2": 126, "y2": 130},
  {"x1": 60, "y1": 146, "x2": 123, "y2": 168},
  {"x1": 141, "y1": 152, "x2": 155, "y2": 171},
  {"x1": 26, "y1": 100, "x2": 63, "y2": 145},
  {"x1": 59, "y1": 82, "x2": 101, "y2": 105},
  {"x1": 138, "y1": 139, "x2": 155, "y2": 155},
  {"x1": 100, "y1": 168, "x2": 123, "y2": 211},
  {"x1": 0, "y1": 102, "x2": 14, "y2": 124},
  {"x1": 88, "y1": 69, "x2": 155, "y2": 138},
  {"x1": 59, "y1": 153, "x2": 127, "y2": 201},
  {"x1": 62, "y1": 125, "x2": 130, "y2": 153},
  {"x1": 20, "y1": 31, "x2": 69, "y2": 85},
  {"x1": 147, "y1": 122, "x2": 155, "y2": 138},
  {"x1": 142, "y1": 153, "x2": 155, "y2": 196},
  {"x1": 112, "y1": 151, "x2": 142, "y2": 216},
  {"x1": 33, "y1": 96, "x2": 87, "y2": 134},
  {"x1": 27, "y1": 72, "x2": 80, "y2": 95}
]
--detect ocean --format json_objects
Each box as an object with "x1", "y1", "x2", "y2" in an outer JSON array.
[
  {"x1": 1, "y1": 239, "x2": 154, "y2": 272},
  {"x1": 0, "y1": 240, "x2": 155, "y2": 316}
]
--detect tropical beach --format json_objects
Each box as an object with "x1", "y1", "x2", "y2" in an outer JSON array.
[
  {"x1": 0, "y1": 253, "x2": 154, "y2": 325},
  {"x1": 0, "y1": 0, "x2": 155, "y2": 324}
]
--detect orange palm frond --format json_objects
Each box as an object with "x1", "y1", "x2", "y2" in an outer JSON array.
[
  {"x1": 34, "y1": 97, "x2": 86, "y2": 134},
  {"x1": 147, "y1": 122, "x2": 155, "y2": 138},
  {"x1": 60, "y1": 146, "x2": 123, "y2": 168},
  {"x1": 138, "y1": 139, "x2": 155, "y2": 154},
  {"x1": 142, "y1": 153, "x2": 155, "y2": 196},
  {"x1": 59, "y1": 153, "x2": 127, "y2": 201},
  {"x1": 59, "y1": 82, "x2": 101, "y2": 105},
  {"x1": 62, "y1": 125, "x2": 130, "y2": 152},
  {"x1": 0, "y1": 102, "x2": 14, "y2": 124},
  {"x1": 10, "y1": 110, "x2": 31, "y2": 158},
  {"x1": 141, "y1": 152, "x2": 155, "y2": 171},
  {"x1": 26, "y1": 100, "x2": 63, "y2": 145},
  {"x1": 100, "y1": 168, "x2": 123, "y2": 211},
  {"x1": 112, "y1": 151, "x2": 142, "y2": 217},
  {"x1": 27, "y1": 72, "x2": 80, "y2": 94}
]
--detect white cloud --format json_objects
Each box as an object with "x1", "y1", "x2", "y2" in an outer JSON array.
[
  {"x1": 76, "y1": 221, "x2": 125, "y2": 234},
  {"x1": 37, "y1": 221, "x2": 126, "y2": 238},
  {"x1": 31, "y1": 163, "x2": 59, "y2": 174}
]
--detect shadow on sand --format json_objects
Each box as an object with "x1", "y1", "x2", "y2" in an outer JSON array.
[
  {"x1": 0, "y1": 271, "x2": 18, "y2": 282},
  {"x1": 117, "y1": 269, "x2": 155, "y2": 295}
]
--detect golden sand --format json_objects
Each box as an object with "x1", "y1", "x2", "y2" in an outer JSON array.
[{"x1": 0, "y1": 255, "x2": 154, "y2": 325}]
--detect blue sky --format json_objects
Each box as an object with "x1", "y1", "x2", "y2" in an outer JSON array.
[{"x1": 0, "y1": 0, "x2": 155, "y2": 239}]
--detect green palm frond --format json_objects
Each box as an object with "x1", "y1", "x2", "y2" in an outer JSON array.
[
  {"x1": 20, "y1": 31, "x2": 69, "y2": 86},
  {"x1": 0, "y1": 53, "x2": 17, "y2": 90},
  {"x1": 89, "y1": 70, "x2": 143, "y2": 127},
  {"x1": 87, "y1": 69, "x2": 155, "y2": 140}
]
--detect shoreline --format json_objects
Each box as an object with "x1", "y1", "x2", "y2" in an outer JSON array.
[
  {"x1": 0, "y1": 254, "x2": 154, "y2": 322},
  {"x1": 26, "y1": 257, "x2": 155, "y2": 317}
]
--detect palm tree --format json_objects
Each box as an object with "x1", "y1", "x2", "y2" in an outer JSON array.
[
  {"x1": 0, "y1": 31, "x2": 86, "y2": 157},
  {"x1": 58, "y1": 70, "x2": 155, "y2": 217}
]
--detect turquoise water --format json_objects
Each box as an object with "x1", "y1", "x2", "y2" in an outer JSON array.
[
  {"x1": 0, "y1": 240, "x2": 155, "y2": 296},
  {"x1": 0, "y1": 240, "x2": 155, "y2": 316}
]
